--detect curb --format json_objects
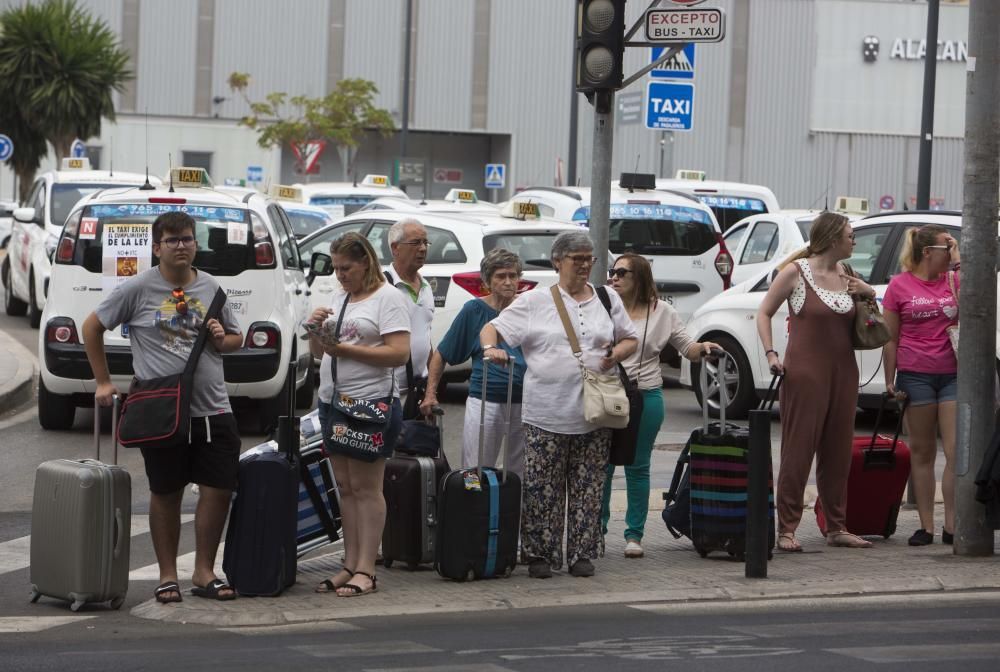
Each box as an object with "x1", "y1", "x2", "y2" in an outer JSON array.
[{"x1": 0, "y1": 328, "x2": 35, "y2": 412}]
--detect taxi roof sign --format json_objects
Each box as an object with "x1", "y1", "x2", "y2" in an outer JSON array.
[
  {"x1": 170, "y1": 167, "x2": 211, "y2": 188},
  {"x1": 61, "y1": 157, "x2": 92, "y2": 171},
  {"x1": 269, "y1": 184, "x2": 303, "y2": 202},
  {"x1": 444, "y1": 188, "x2": 478, "y2": 204},
  {"x1": 835, "y1": 195, "x2": 870, "y2": 215},
  {"x1": 360, "y1": 174, "x2": 391, "y2": 188},
  {"x1": 675, "y1": 169, "x2": 707, "y2": 181},
  {"x1": 501, "y1": 200, "x2": 540, "y2": 220}
]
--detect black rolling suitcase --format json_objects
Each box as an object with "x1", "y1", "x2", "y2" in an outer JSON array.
[
  {"x1": 435, "y1": 362, "x2": 521, "y2": 581},
  {"x1": 381, "y1": 406, "x2": 450, "y2": 570},
  {"x1": 223, "y1": 365, "x2": 299, "y2": 596}
]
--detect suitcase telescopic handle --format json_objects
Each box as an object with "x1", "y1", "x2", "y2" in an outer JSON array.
[
  {"x1": 870, "y1": 391, "x2": 910, "y2": 453},
  {"x1": 479, "y1": 355, "x2": 515, "y2": 483},
  {"x1": 700, "y1": 348, "x2": 728, "y2": 434},
  {"x1": 93, "y1": 394, "x2": 120, "y2": 464}
]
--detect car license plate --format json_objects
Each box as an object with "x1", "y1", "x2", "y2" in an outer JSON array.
[{"x1": 658, "y1": 294, "x2": 674, "y2": 305}]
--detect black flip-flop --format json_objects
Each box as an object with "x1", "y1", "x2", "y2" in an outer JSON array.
[
  {"x1": 190, "y1": 578, "x2": 236, "y2": 601},
  {"x1": 154, "y1": 581, "x2": 183, "y2": 604}
]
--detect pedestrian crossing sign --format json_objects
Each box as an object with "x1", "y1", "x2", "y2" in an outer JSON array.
[
  {"x1": 485, "y1": 163, "x2": 505, "y2": 189},
  {"x1": 650, "y1": 44, "x2": 696, "y2": 80}
]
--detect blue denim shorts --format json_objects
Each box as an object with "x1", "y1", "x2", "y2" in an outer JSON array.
[{"x1": 895, "y1": 371, "x2": 958, "y2": 407}]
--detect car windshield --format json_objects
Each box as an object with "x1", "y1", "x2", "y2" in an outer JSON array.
[
  {"x1": 52, "y1": 183, "x2": 137, "y2": 228},
  {"x1": 795, "y1": 218, "x2": 813, "y2": 242},
  {"x1": 68, "y1": 203, "x2": 252, "y2": 276},
  {"x1": 284, "y1": 209, "x2": 332, "y2": 238},
  {"x1": 574, "y1": 204, "x2": 716, "y2": 255},
  {"x1": 696, "y1": 196, "x2": 768, "y2": 232},
  {"x1": 482, "y1": 232, "x2": 562, "y2": 269},
  {"x1": 308, "y1": 196, "x2": 376, "y2": 217}
]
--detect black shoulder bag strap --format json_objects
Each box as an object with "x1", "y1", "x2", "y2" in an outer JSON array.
[
  {"x1": 329, "y1": 293, "x2": 351, "y2": 389},
  {"x1": 595, "y1": 286, "x2": 646, "y2": 387},
  {"x1": 181, "y1": 286, "x2": 227, "y2": 382}
]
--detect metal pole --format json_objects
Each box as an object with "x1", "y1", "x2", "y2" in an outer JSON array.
[
  {"x1": 589, "y1": 90, "x2": 614, "y2": 285},
  {"x1": 916, "y1": 0, "x2": 939, "y2": 210},
  {"x1": 399, "y1": 0, "x2": 413, "y2": 186},
  {"x1": 568, "y1": 32, "x2": 579, "y2": 187},
  {"x1": 954, "y1": 0, "x2": 998, "y2": 557},
  {"x1": 745, "y1": 409, "x2": 770, "y2": 578}
]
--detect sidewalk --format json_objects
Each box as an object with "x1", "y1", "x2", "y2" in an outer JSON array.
[
  {"x1": 132, "y1": 500, "x2": 997, "y2": 627},
  {"x1": 0, "y1": 328, "x2": 34, "y2": 412}
]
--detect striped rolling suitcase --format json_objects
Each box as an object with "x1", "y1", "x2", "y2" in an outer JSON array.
[
  {"x1": 435, "y1": 362, "x2": 521, "y2": 581},
  {"x1": 687, "y1": 361, "x2": 776, "y2": 559},
  {"x1": 297, "y1": 438, "x2": 341, "y2": 558},
  {"x1": 30, "y1": 397, "x2": 131, "y2": 611}
]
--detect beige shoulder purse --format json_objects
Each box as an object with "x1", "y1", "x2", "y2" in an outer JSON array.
[{"x1": 550, "y1": 285, "x2": 630, "y2": 429}]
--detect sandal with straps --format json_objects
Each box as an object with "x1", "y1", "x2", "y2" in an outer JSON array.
[
  {"x1": 777, "y1": 533, "x2": 802, "y2": 552},
  {"x1": 315, "y1": 568, "x2": 354, "y2": 593},
  {"x1": 827, "y1": 531, "x2": 873, "y2": 548},
  {"x1": 337, "y1": 571, "x2": 377, "y2": 597}
]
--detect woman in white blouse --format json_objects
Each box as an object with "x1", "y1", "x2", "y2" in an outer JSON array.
[
  {"x1": 599, "y1": 253, "x2": 719, "y2": 559},
  {"x1": 480, "y1": 231, "x2": 637, "y2": 579}
]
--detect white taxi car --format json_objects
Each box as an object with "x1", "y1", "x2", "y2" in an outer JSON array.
[
  {"x1": 651, "y1": 171, "x2": 781, "y2": 232},
  {"x1": 0, "y1": 200, "x2": 17, "y2": 249},
  {"x1": 723, "y1": 209, "x2": 866, "y2": 286},
  {"x1": 512, "y1": 174, "x2": 731, "y2": 334},
  {"x1": 298, "y1": 202, "x2": 587, "y2": 382},
  {"x1": 295, "y1": 173, "x2": 407, "y2": 218},
  {"x1": 679, "y1": 210, "x2": 993, "y2": 418},
  {"x1": 360, "y1": 188, "x2": 500, "y2": 216},
  {"x1": 4, "y1": 158, "x2": 160, "y2": 328},
  {"x1": 38, "y1": 168, "x2": 313, "y2": 431}
]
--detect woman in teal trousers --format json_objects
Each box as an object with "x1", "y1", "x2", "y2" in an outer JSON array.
[{"x1": 600, "y1": 253, "x2": 718, "y2": 558}]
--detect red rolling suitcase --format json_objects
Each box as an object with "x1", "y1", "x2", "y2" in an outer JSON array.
[{"x1": 815, "y1": 393, "x2": 911, "y2": 538}]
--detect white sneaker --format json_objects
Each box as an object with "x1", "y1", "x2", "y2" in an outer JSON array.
[{"x1": 624, "y1": 540, "x2": 644, "y2": 558}]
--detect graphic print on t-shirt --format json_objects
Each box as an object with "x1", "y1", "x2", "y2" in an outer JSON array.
[
  {"x1": 907, "y1": 293, "x2": 955, "y2": 322},
  {"x1": 153, "y1": 289, "x2": 207, "y2": 356}
]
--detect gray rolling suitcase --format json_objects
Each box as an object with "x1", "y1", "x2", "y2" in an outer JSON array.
[{"x1": 30, "y1": 397, "x2": 131, "y2": 611}]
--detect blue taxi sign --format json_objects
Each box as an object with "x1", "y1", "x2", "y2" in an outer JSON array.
[{"x1": 645, "y1": 81, "x2": 694, "y2": 132}]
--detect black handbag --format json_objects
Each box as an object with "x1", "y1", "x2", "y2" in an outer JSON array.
[
  {"x1": 117, "y1": 287, "x2": 226, "y2": 448},
  {"x1": 595, "y1": 287, "x2": 647, "y2": 467},
  {"x1": 324, "y1": 294, "x2": 395, "y2": 462},
  {"x1": 396, "y1": 417, "x2": 441, "y2": 458}
]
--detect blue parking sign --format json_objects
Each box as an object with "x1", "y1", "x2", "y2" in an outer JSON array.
[{"x1": 645, "y1": 81, "x2": 694, "y2": 132}]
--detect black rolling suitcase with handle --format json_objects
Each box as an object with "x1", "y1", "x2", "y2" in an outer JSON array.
[
  {"x1": 381, "y1": 406, "x2": 450, "y2": 570},
  {"x1": 435, "y1": 362, "x2": 521, "y2": 581},
  {"x1": 223, "y1": 364, "x2": 299, "y2": 596}
]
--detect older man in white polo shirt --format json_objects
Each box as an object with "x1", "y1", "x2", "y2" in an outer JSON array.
[{"x1": 385, "y1": 217, "x2": 435, "y2": 418}]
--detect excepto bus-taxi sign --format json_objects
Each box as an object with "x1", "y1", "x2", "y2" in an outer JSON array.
[{"x1": 644, "y1": 7, "x2": 725, "y2": 43}]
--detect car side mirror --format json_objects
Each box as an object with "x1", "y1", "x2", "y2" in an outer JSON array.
[
  {"x1": 310, "y1": 252, "x2": 333, "y2": 277},
  {"x1": 13, "y1": 207, "x2": 38, "y2": 225}
]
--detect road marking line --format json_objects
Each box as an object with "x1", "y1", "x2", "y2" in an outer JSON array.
[
  {"x1": 725, "y1": 617, "x2": 1000, "y2": 639},
  {"x1": 827, "y1": 642, "x2": 1000, "y2": 663},
  {"x1": 628, "y1": 591, "x2": 1000, "y2": 615},
  {"x1": 219, "y1": 621, "x2": 360, "y2": 635},
  {"x1": 364, "y1": 666, "x2": 517, "y2": 672},
  {"x1": 291, "y1": 641, "x2": 442, "y2": 658},
  {"x1": 128, "y1": 542, "x2": 223, "y2": 581},
  {"x1": 0, "y1": 616, "x2": 96, "y2": 633},
  {"x1": 0, "y1": 514, "x2": 195, "y2": 578}
]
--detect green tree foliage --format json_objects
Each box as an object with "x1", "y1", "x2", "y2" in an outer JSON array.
[
  {"x1": 0, "y1": 0, "x2": 131, "y2": 199},
  {"x1": 229, "y1": 73, "x2": 395, "y2": 175}
]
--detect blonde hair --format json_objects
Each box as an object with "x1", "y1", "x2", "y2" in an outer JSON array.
[
  {"x1": 778, "y1": 212, "x2": 850, "y2": 269},
  {"x1": 898, "y1": 225, "x2": 947, "y2": 272},
  {"x1": 329, "y1": 231, "x2": 385, "y2": 293}
]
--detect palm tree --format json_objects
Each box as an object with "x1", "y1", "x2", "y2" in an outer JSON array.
[{"x1": 0, "y1": 0, "x2": 131, "y2": 198}]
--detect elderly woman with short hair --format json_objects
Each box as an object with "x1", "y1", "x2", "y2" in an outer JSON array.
[
  {"x1": 481, "y1": 231, "x2": 637, "y2": 579},
  {"x1": 421, "y1": 248, "x2": 527, "y2": 478}
]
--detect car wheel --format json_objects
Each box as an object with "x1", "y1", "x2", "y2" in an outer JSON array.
[
  {"x1": 691, "y1": 334, "x2": 757, "y2": 420},
  {"x1": 28, "y1": 270, "x2": 42, "y2": 329},
  {"x1": 3, "y1": 259, "x2": 27, "y2": 316},
  {"x1": 296, "y1": 362, "x2": 315, "y2": 409},
  {"x1": 38, "y1": 378, "x2": 76, "y2": 430}
]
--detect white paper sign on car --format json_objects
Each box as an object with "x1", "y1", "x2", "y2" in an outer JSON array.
[
  {"x1": 102, "y1": 222, "x2": 152, "y2": 293},
  {"x1": 227, "y1": 221, "x2": 248, "y2": 245}
]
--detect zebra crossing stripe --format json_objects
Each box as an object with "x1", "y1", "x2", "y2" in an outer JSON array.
[{"x1": 0, "y1": 616, "x2": 96, "y2": 633}]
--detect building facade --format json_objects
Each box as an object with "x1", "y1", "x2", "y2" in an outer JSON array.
[{"x1": 0, "y1": 0, "x2": 970, "y2": 210}]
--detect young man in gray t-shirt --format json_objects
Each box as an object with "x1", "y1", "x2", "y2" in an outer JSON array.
[{"x1": 83, "y1": 211, "x2": 243, "y2": 604}]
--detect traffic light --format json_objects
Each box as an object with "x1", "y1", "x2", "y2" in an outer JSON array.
[{"x1": 575, "y1": 0, "x2": 627, "y2": 93}]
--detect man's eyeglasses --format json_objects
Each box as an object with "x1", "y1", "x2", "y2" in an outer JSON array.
[
  {"x1": 609, "y1": 268, "x2": 633, "y2": 279},
  {"x1": 399, "y1": 239, "x2": 431, "y2": 247},
  {"x1": 565, "y1": 254, "x2": 597, "y2": 265},
  {"x1": 160, "y1": 235, "x2": 196, "y2": 249},
  {"x1": 171, "y1": 287, "x2": 189, "y2": 316}
]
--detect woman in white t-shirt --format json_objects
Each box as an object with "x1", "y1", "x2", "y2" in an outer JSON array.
[
  {"x1": 481, "y1": 231, "x2": 638, "y2": 579},
  {"x1": 308, "y1": 232, "x2": 411, "y2": 598},
  {"x1": 599, "y1": 253, "x2": 719, "y2": 559}
]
